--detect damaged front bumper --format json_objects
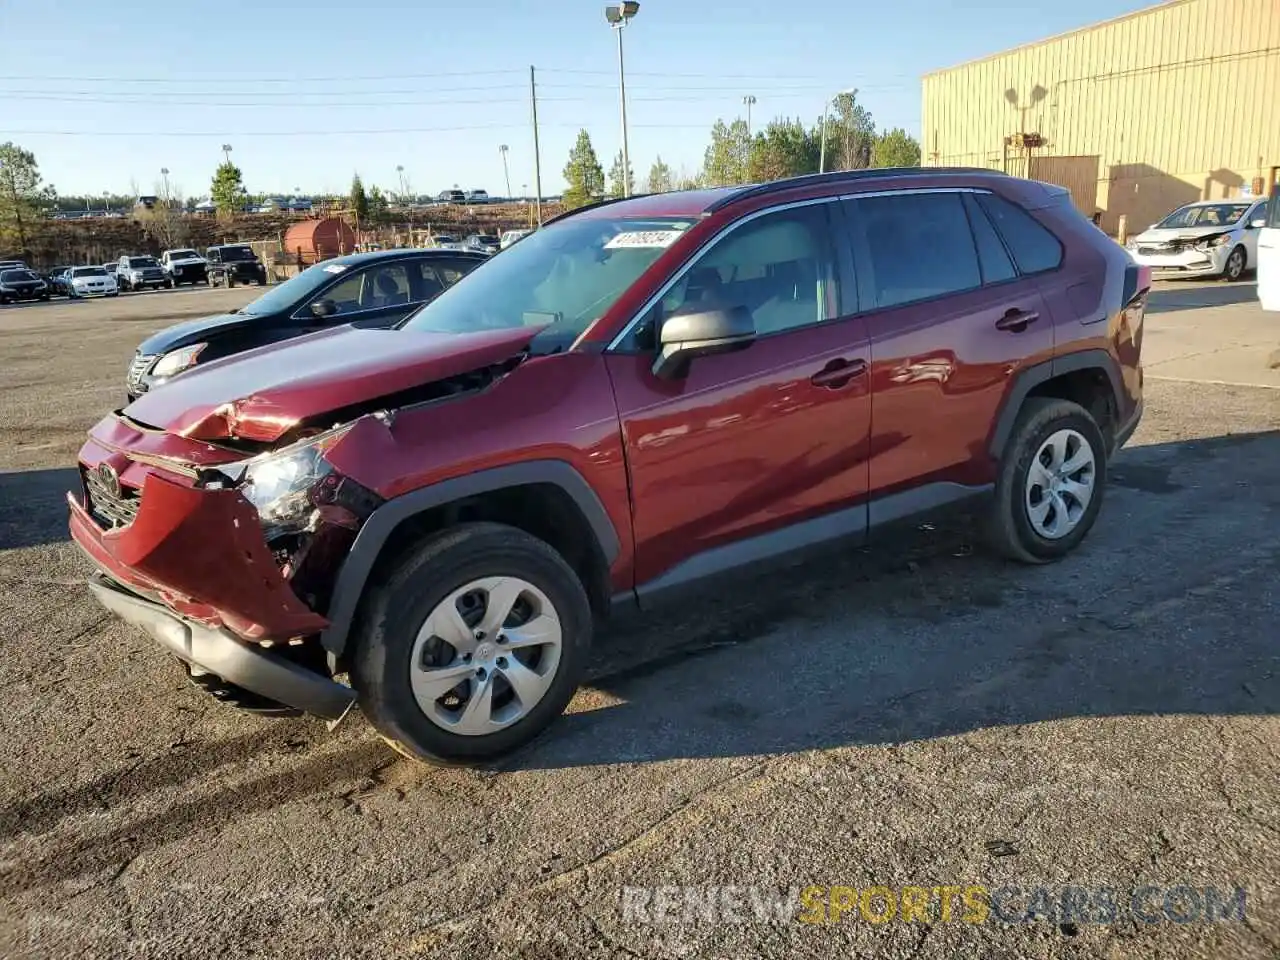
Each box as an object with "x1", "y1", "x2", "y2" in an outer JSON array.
[{"x1": 88, "y1": 573, "x2": 355, "y2": 719}]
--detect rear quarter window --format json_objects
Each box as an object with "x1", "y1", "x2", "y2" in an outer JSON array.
[{"x1": 975, "y1": 193, "x2": 1064, "y2": 274}]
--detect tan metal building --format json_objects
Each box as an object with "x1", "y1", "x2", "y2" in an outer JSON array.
[{"x1": 921, "y1": 0, "x2": 1280, "y2": 234}]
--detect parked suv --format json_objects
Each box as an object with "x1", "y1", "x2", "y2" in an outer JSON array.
[
  {"x1": 70, "y1": 168, "x2": 1148, "y2": 765},
  {"x1": 206, "y1": 243, "x2": 268, "y2": 287},
  {"x1": 116, "y1": 255, "x2": 169, "y2": 291},
  {"x1": 123, "y1": 248, "x2": 487, "y2": 400},
  {"x1": 160, "y1": 248, "x2": 208, "y2": 286},
  {"x1": 1258, "y1": 188, "x2": 1280, "y2": 312}
]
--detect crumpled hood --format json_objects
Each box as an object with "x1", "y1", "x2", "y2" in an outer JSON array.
[
  {"x1": 1133, "y1": 225, "x2": 1235, "y2": 243},
  {"x1": 124, "y1": 323, "x2": 540, "y2": 443}
]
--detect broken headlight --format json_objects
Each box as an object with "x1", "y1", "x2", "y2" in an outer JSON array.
[{"x1": 236, "y1": 423, "x2": 354, "y2": 529}]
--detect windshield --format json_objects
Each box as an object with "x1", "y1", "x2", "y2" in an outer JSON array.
[
  {"x1": 222, "y1": 246, "x2": 255, "y2": 261},
  {"x1": 1157, "y1": 203, "x2": 1252, "y2": 229},
  {"x1": 127, "y1": 257, "x2": 158, "y2": 268},
  {"x1": 73, "y1": 267, "x2": 108, "y2": 277},
  {"x1": 169, "y1": 249, "x2": 199, "y2": 259},
  {"x1": 239, "y1": 260, "x2": 348, "y2": 316},
  {"x1": 402, "y1": 216, "x2": 693, "y2": 345},
  {"x1": 1, "y1": 269, "x2": 37, "y2": 282}
]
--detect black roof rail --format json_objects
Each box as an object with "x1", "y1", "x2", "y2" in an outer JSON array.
[
  {"x1": 541, "y1": 192, "x2": 654, "y2": 226},
  {"x1": 704, "y1": 166, "x2": 1007, "y2": 213}
]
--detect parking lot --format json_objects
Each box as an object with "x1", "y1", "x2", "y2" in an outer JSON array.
[{"x1": 0, "y1": 281, "x2": 1277, "y2": 958}]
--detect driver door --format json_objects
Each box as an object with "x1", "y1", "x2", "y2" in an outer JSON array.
[{"x1": 603, "y1": 201, "x2": 873, "y2": 599}]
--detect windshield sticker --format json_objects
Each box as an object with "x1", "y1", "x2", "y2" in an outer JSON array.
[
  {"x1": 604, "y1": 230, "x2": 684, "y2": 250},
  {"x1": 322, "y1": 263, "x2": 349, "y2": 273}
]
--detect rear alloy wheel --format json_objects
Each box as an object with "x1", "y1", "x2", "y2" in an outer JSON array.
[
  {"x1": 986, "y1": 397, "x2": 1107, "y2": 564},
  {"x1": 352, "y1": 522, "x2": 591, "y2": 764},
  {"x1": 1223, "y1": 245, "x2": 1246, "y2": 281}
]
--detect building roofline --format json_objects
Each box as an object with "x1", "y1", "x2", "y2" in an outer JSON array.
[{"x1": 921, "y1": 0, "x2": 1192, "y2": 79}]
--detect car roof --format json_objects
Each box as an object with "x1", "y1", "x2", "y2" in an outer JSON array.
[
  {"x1": 557, "y1": 167, "x2": 1014, "y2": 224},
  {"x1": 323, "y1": 247, "x2": 486, "y2": 267},
  {"x1": 1180, "y1": 198, "x2": 1257, "y2": 207}
]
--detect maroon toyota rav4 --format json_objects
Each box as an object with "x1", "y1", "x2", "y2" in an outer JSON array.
[{"x1": 70, "y1": 168, "x2": 1148, "y2": 764}]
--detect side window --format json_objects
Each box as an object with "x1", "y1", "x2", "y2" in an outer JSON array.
[
  {"x1": 647, "y1": 205, "x2": 837, "y2": 341},
  {"x1": 363, "y1": 263, "x2": 410, "y2": 307},
  {"x1": 974, "y1": 193, "x2": 1064, "y2": 274},
  {"x1": 845, "y1": 192, "x2": 981, "y2": 309},
  {"x1": 411, "y1": 260, "x2": 464, "y2": 301},
  {"x1": 317, "y1": 271, "x2": 369, "y2": 315},
  {"x1": 962, "y1": 193, "x2": 1017, "y2": 284}
]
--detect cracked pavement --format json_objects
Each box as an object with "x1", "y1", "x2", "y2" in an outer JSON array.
[{"x1": 0, "y1": 281, "x2": 1277, "y2": 959}]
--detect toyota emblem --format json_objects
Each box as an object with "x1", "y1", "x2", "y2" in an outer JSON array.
[{"x1": 97, "y1": 463, "x2": 121, "y2": 498}]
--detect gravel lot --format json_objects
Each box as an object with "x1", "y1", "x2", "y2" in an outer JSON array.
[{"x1": 0, "y1": 282, "x2": 1277, "y2": 959}]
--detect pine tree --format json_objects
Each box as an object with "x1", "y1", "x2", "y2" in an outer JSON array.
[{"x1": 562, "y1": 130, "x2": 605, "y2": 209}]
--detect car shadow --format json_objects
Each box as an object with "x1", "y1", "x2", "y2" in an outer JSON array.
[
  {"x1": 0, "y1": 467, "x2": 79, "y2": 550},
  {"x1": 502, "y1": 429, "x2": 1280, "y2": 771},
  {"x1": 1147, "y1": 280, "x2": 1259, "y2": 313}
]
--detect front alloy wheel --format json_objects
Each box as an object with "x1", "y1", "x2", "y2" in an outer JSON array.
[
  {"x1": 410, "y1": 577, "x2": 562, "y2": 736},
  {"x1": 352, "y1": 522, "x2": 591, "y2": 764},
  {"x1": 1223, "y1": 246, "x2": 1246, "y2": 281}
]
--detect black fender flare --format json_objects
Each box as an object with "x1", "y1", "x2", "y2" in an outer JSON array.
[
  {"x1": 987, "y1": 349, "x2": 1124, "y2": 459},
  {"x1": 319, "y1": 459, "x2": 621, "y2": 657}
]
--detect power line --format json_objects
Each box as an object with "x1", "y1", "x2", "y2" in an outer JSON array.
[
  {"x1": 3, "y1": 122, "x2": 718, "y2": 137},
  {"x1": 0, "y1": 90, "x2": 902, "y2": 108}
]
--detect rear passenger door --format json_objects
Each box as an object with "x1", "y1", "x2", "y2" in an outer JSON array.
[{"x1": 841, "y1": 189, "x2": 1056, "y2": 513}]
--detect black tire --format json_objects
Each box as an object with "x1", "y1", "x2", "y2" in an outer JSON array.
[
  {"x1": 1222, "y1": 245, "x2": 1246, "y2": 282},
  {"x1": 227, "y1": 275, "x2": 236, "y2": 288},
  {"x1": 38, "y1": 293, "x2": 49, "y2": 301},
  {"x1": 165, "y1": 278, "x2": 174, "y2": 288},
  {"x1": 985, "y1": 397, "x2": 1107, "y2": 564},
  {"x1": 351, "y1": 522, "x2": 592, "y2": 765}
]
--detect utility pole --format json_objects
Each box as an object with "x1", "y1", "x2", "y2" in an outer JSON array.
[
  {"x1": 743, "y1": 94, "x2": 757, "y2": 139},
  {"x1": 221, "y1": 143, "x2": 232, "y2": 165},
  {"x1": 530, "y1": 66, "x2": 543, "y2": 225}
]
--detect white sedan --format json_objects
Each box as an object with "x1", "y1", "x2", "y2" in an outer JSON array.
[
  {"x1": 1126, "y1": 198, "x2": 1269, "y2": 281},
  {"x1": 67, "y1": 265, "x2": 119, "y2": 298}
]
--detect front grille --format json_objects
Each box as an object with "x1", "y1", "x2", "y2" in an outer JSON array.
[
  {"x1": 83, "y1": 466, "x2": 141, "y2": 530},
  {"x1": 127, "y1": 353, "x2": 156, "y2": 391}
]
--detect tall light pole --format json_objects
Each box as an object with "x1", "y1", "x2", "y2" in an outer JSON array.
[
  {"x1": 499, "y1": 144, "x2": 512, "y2": 199},
  {"x1": 396, "y1": 164, "x2": 407, "y2": 201},
  {"x1": 160, "y1": 167, "x2": 170, "y2": 205},
  {"x1": 605, "y1": 2, "x2": 639, "y2": 198},
  {"x1": 220, "y1": 143, "x2": 232, "y2": 165},
  {"x1": 818, "y1": 87, "x2": 856, "y2": 174},
  {"x1": 743, "y1": 94, "x2": 757, "y2": 139}
]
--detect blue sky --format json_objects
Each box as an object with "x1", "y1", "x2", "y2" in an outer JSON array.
[{"x1": 0, "y1": 0, "x2": 1153, "y2": 200}]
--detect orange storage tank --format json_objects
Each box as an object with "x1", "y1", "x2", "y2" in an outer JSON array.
[{"x1": 283, "y1": 218, "x2": 357, "y2": 264}]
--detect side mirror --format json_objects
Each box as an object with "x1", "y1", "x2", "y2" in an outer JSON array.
[
  {"x1": 1249, "y1": 217, "x2": 1266, "y2": 229},
  {"x1": 652, "y1": 304, "x2": 755, "y2": 380},
  {"x1": 310, "y1": 299, "x2": 338, "y2": 319}
]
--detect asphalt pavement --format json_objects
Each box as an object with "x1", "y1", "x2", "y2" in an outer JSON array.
[{"x1": 0, "y1": 280, "x2": 1276, "y2": 959}]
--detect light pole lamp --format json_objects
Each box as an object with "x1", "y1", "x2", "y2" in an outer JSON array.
[
  {"x1": 160, "y1": 167, "x2": 170, "y2": 205},
  {"x1": 220, "y1": 143, "x2": 232, "y2": 165},
  {"x1": 743, "y1": 94, "x2": 757, "y2": 139},
  {"x1": 605, "y1": 1, "x2": 639, "y2": 198},
  {"x1": 499, "y1": 144, "x2": 512, "y2": 199}
]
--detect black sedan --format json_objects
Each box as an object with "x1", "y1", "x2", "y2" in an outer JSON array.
[
  {"x1": 0, "y1": 268, "x2": 50, "y2": 303},
  {"x1": 125, "y1": 247, "x2": 488, "y2": 400}
]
